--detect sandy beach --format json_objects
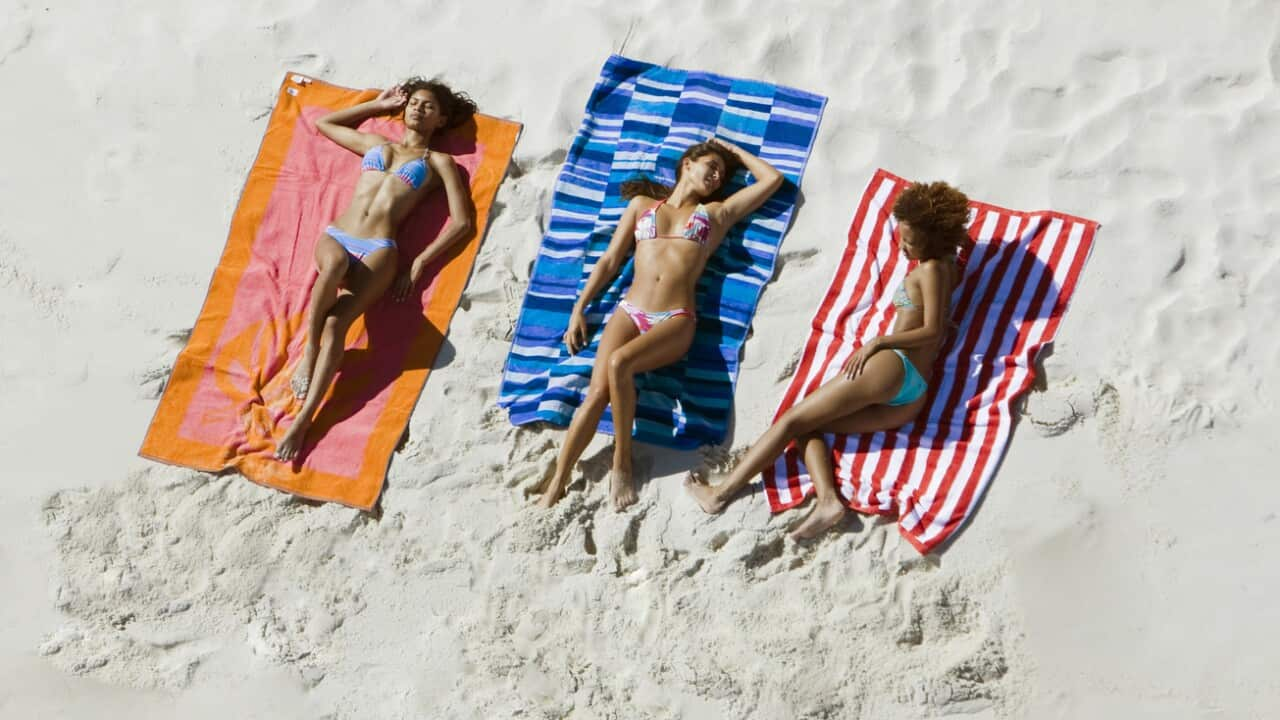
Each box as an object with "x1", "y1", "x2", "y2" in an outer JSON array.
[{"x1": 3, "y1": 1, "x2": 1278, "y2": 717}]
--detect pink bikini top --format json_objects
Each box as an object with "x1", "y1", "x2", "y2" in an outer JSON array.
[{"x1": 634, "y1": 199, "x2": 712, "y2": 246}]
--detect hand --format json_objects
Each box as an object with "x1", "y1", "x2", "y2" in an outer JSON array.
[
  {"x1": 393, "y1": 259, "x2": 426, "y2": 302},
  {"x1": 707, "y1": 136, "x2": 743, "y2": 156},
  {"x1": 563, "y1": 311, "x2": 589, "y2": 354},
  {"x1": 372, "y1": 85, "x2": 408, "y2": 114},
  {"x1": 841, "y1": 337, "x2": 883, "y2": 380}
]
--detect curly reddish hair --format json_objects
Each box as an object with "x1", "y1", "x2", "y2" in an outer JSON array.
[
  {"x1": 891, "y1": 181, "x2": 973, "y2": 260},
  {"x1": 399, "y1": 76, "x2": 477, "y2": 129}
]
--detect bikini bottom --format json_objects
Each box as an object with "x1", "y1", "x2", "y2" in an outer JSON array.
[
  {"x1": 326, "y1": 225, "x2": 396, "y2": 263},
  {"x1": 884, "y1": 349, "x2": 927, "y2": 406},
  {"x1": 617, "y1": 299, "x2": 694, "y2": 334}
]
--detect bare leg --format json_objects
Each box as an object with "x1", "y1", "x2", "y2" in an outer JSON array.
[
  {"x1": 605, "y1": 314, "x2": 696, "y2": 511},
  {"x1": 293, "y1": 233, "x2": 351, "y2": 399},
  {"x1": 534, "y1": 311, "x2": 639, "y2": 508},
  {"x1": 788, "y1": 433, "x2": 848, "y2": 540},
  {"x1": 684, "y1": 350, "x2": 909, "y2": 513},
  {"x1": 276, "y1": 247, "x2": 396, "y2": 461}
]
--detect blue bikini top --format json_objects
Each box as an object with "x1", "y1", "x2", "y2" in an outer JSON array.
[
  {"x1": 634, "y1": 199, "x2": 712, "y2": 246},
  {"x1": 361, "y1": 144, "x2": 431, "y2": 190}
]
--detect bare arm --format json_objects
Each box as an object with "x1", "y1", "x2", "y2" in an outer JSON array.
[
  {"x1": 315, "y1": 86, "x2": 406, "y2": 155},
  {"x1": 707, "y1": 138, "x2": 785, "y2": 228},
  {"x1": 392, "y1": 154, "x2": 475, "y2": 302},
  {"x1": 563, "y1": 197, "x2": 644, "y2": 353}
]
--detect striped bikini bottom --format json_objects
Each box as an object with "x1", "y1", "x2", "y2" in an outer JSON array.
[{"x1": 617, "y1": 299, "x2": 694, "y2": 334}]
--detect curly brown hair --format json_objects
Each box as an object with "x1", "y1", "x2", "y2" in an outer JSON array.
[
  {"x1": 400, "y1": 76, "x2": 477, "y2": 130},
  {"x1": 619, "y1": 141, "x2": 742, "y2": 200},
  {"x1": 891, "y1": 181, "x2": 973, "y2": 260}
]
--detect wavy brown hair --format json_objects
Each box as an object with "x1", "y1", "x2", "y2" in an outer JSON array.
[
  {"x1": 400, "y1": 76, "x2": 477, "y2": 130},
  {"x1": 620, "y1": 141, "x2": 742, "y2": 201},
  {"x1": 891, "y1": 181, "x2": 973, "y2": 260}
]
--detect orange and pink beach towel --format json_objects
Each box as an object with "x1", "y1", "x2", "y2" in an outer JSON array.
[{"x1": 140, "y1": 74, "x2": 520, "y2": 509}]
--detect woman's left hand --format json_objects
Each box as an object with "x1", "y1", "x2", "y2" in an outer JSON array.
[
  {"x1": 841, "y1": 337, "x2": 883, "y2": 380},
  {"x1": 393, "y1": 259, "x2": 426, "y2": 302}
]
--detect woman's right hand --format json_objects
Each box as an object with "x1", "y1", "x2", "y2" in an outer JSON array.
[
  {"x1": 563, "y1": 311, "x2": 589, "y2": 355},
  {"x1": 371, "y1": 85, "x2": 408, "y2": 114}
]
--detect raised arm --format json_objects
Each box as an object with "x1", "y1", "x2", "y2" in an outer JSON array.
[
  {"x1": 563, "y1": 196, "x2": 645, "y2": 354},
  {"x1": 393, "y1": 153, "x2": 475, "y2": 302},
  {"x1": 707, "y1": 138, "x2": 785, "y2": 228},
  {"x1": 315, "y1": 86, "x2": 407, "y2": 155}
]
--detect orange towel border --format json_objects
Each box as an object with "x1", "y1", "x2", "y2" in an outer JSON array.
[{"x1": 139, "y1": 73, "x2": 521, "y2": 509}]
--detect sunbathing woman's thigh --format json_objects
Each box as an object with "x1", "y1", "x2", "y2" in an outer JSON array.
[
  {"x1": 586, "y1": 311, "x2": 640, "y2": 390},
  {"x1": 339, "y1": 248, "x2": 398, "y2": 317}
]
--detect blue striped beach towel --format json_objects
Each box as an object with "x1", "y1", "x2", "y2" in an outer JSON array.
[{"x1": 498, "y1": 55, "x2": 826, "y2": 449}]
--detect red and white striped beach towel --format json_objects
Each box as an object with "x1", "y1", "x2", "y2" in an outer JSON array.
[{"x1": 763, "y1": 169, "x2": 1099, "y2": 554}]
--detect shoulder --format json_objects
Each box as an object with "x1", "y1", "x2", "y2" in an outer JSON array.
[
  {"x1": 909, "y1": 259, "x2": 949, "y2": 283},
  {"x1": 626, "y1": 195, "x2": 657, "y2": 211},
  {"x1": 426, "y1": 150, "x2": 457, "y2": 172}
]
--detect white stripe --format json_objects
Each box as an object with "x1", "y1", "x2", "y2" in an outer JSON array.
[
  {"x1": 893, "y1": 210, "x2": 1019, "y2": 529},
  {"x1": 918, "y1": 220, "x2": 1085, "y2": 545},
  {"x1": 770, "y1": 106, "x2": 821, "y2": 123},
  {"x1": 636, "y1": 78, "x2": 684, "y2": 91},
  {"x1": 905, "y1": 216, "x2": 1066, "y2": 536},
  {"x1": 722, "y1": 106, "x2": 771, "y2": 121},
  {"x1": 717, "y1": 128, "x2": 763, "y2": 145},
  {"x1": 727, "y1": 91, "x2": 773, "y2": 104}
]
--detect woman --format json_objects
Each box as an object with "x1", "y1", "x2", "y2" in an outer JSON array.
[
  {"x1": 685, "y1": 181, "x2": 971, "y2": 540},
  {"x1": 275, "y1": 77, "x2": 477, "y2": 461},
  {"x1": 531, "y1": 138, "x2": 785, "y2": 511}
]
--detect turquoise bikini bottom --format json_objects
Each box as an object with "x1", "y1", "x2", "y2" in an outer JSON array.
[{"x1": 885, "y1": 350, "x2": 927, "y2": 406}]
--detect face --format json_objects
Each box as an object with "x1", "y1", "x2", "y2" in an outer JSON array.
[
  {"x1": 682, "y1": 153, "x2": 727, "y2": 196},
  {"x1": 404, "y1": 89, "x2": 446, "y2": 132},
  {"x1": 898, "y1": 220, "x2": 923, "y2": 260}
]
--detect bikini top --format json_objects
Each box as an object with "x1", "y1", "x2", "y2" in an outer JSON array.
[
  {"x1": 361, "y1": 144, "x2": 431, "y2": 190},
  {"x1": 634, "y1": 199, "x2": 712, "y2": 246},
  {"x1": 892, "y1": 283, "x2": 918, "y2": 310}
]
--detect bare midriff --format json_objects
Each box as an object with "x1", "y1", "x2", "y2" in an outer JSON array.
[
  {"x1": 329, "y1": 168, "x2": 432, "y2": 240},
  {"x1": 626, "y1": 235, "x2": 709, "y2": 312}
]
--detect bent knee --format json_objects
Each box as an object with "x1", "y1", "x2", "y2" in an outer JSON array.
[
  {"x1": 582, "y1": 383, "x2": 610, "y2": 409},
  {"x1": 606, "y1": 352, "x2": 634, "y2": 379},
  {"x1": 778, "y1": 409, "x2": 815, "y2": 438}
]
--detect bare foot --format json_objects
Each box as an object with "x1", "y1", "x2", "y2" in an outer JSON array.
[
  {"x1": 788, "y1": 500, "x2": 847, "y2": 541},
  {"x1": 274, "y1": 416, "x2": 312, "y2": 461},
  {"x1": 609, "y1": 468, "x2": 638, "y2": 512},
  {"x1": 290, "y1": 352, "x2": 315, "y2": 400},
  {"x1": 683, "y1": 471, "x2": 728, "y2": 515},
  {"x1": 529, "y1": 461, "x2": 568, "y2": 509}
]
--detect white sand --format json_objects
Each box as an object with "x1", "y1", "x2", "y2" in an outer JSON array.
[{"x1": 3, "y1": 0, "x2": 1278, "y2": 717}]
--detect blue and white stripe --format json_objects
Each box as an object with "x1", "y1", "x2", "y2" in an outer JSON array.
[{"x1": 498, "y1": 54, "x2": 826, "y2": 449}]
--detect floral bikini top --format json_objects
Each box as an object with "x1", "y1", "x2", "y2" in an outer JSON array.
[
  {"x1": 361, "y1": 144, "x2": 431, "y2": 190},
  {"x1": 634, "y1": 199, "x2": 712, "y2": 246}
]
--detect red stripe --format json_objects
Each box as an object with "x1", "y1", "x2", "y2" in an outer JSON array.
[
  {"x1": 910, "y1": 215, "x2": 1061, "y2": 542},
  {"x1": 763, "y1": 173, "x2": 885, "y2": 501},
  {"x1": 883, "y1": 210, "x2": 1020, "y2": 523},
  {"x1": 868, "y1": 207, "x2": 1005, "y2": 512},
  {"x1": 766, "y1": 170, "x2": 1099, "y2": 555},
  {"x1": 926, "y1": 223, "x2": 1087, "y2": 546},
  {"x1": 840, "y1": 207, "x2": 908, "y2": 504},
  {"x1": 768, "y1": 173, "x2": 902, "y2": 505}
]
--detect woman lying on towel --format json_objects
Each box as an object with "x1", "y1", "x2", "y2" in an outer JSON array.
[
  {"x1": 531, "y1": 138, "x2": 784, "y2": 511},
  {"x1": 685, "y1": 181, "x2": 971, "y2": 540},
  {"x1": 275, "y1": 78, "x2": 476, "y2": 461}
]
